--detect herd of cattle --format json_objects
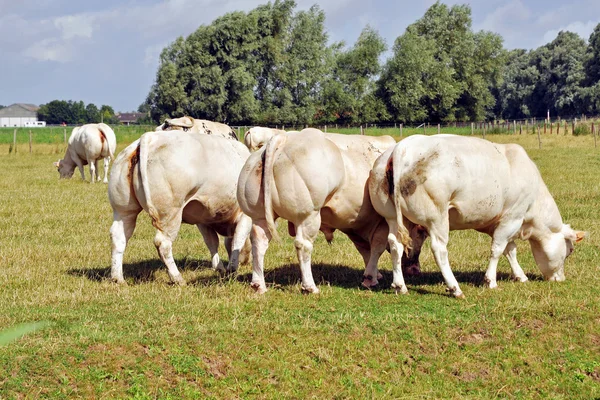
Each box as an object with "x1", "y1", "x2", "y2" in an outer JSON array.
[{"x1": 54, "y1": 118, "x2": 586, "y2": 298}]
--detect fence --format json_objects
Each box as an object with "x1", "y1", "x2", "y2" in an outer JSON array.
[{"x1": 2, "y1": 118, "x2": 598, "y2": 154}]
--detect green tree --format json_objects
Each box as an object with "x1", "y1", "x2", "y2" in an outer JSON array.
[
  {"x1": 85, "y1": 103, "x2": 100, "y2": 123},
  {"x1": 100, "y1": 105, "x2": 119, "y2": 124},
  {"x1": 320, "y1": 26, "x2": 388, "y2": 124},
  {"x1": 378, "y1": 2, "x2": 504, "y2": 122}
]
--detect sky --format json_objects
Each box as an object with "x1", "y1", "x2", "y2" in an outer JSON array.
[{"x1": 0, "y1": 0, "x2": 599, "y2": 112}]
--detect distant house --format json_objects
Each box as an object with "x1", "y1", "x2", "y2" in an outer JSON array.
[
  {"x1": 116, "y1": 112, "x2": 147, "y2": 125},
  {"x1": 0, "y1": 103, "x2": 44, "y2": 127}
]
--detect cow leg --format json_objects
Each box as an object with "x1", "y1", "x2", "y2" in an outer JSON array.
[
  {"x1": 197, "y1": 224, "x2": 224, "y2": 273},
  {"x1": 95, "y1": 160, "x2": 102, "y2": 182},
  {"x1": 250, "y1": 219, "x2": 272, "y2": 294},
  {"x1": 504, "y1": 241, "x2": 528, "y2": 283},
  {"x1": 386, "y1": 219, "x2": 408, "y2": 294},
  {"x1": 226, "y1": 214, "x2": 252, "y2": 273},
  {"x1": 361, "y1": 224, "x2": 387, "y2": 288},
  {"x1": 295, "y1": 212, "x2": 321, "y2": 294},
  {"x1": 110, "y1": 211, "x2": 139, "y2": 284},
  {"x1": 484, "y1": 221, "x2": 522, "y2": 289},
  {"x1": 429, "y1": 220, "x2": 463, "y2": 298},
  {"x1": 154, "y1": 229, "x2": 185, "y2": 285},
  {"x1": 89, "y1": 160, "x2": 97, "y2": 183},
  {"x1": 102, "y1": 157, "x2": 110, "y2": 183}
]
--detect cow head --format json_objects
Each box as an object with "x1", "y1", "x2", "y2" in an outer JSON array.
[
  {"x1": 401, "y1": 225, "x2": 428, "y2": 275},
  {"x1": 53, "y1": 159, "x2": 74, "y2": 179},
  {"x1": 156, "y1": 116, "x2": 194, "y2": 132},
  {"x1": 529, "y1": 224, "x2": 586, "y2": 281}
]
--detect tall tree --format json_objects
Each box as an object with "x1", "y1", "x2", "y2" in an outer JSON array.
[{"x1": 378, "y1": 2, "x2": 504, "y2": 122}]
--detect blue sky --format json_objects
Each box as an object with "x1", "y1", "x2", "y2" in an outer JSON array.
[{"x1": 1, "y1": 0, "x2": 598, "y2": 112}]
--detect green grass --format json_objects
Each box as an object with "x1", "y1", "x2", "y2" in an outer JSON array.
[{"x1": 0, "y1": 132, "x2": 599, "y2": 398}]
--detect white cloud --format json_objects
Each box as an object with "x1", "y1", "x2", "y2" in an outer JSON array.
[
  {"x1": 475, "y1": 0, "x2": 530, "y2": 33},
  {"x1": 22, "y1": 38, "x2": 72, "y2": 63},
  {"x1": 54, "y1": 14, "x2": 95, "y2": 40},
  {"x1": 541, "y1": 19, "x2": 599, "y2": 45}
]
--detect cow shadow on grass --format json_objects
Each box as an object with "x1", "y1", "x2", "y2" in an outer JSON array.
[
  {"x1": 68, "y1": 258, "x2": 543, "y2": 293},
  {"x1": 66, "y1": 258, "x2": 213, "y2": 284}
]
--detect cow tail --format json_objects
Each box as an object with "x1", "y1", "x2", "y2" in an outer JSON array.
[
  {"x1": 139, "y1": 133, "x2": 159, "y2": 227},
  {"x1": 263, "y1": 133, "x2": 286, "y2": 241},
  {"x1": 98, "y1": 123, "x2": 115, "y2": 159},
  {"x1": 390, "y1": 149, "x2": 412, "y2": 252}
]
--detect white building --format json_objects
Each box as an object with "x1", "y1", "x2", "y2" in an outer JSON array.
[{"x1": 0, "y1": 103, "x2": 43, "y2": 127}]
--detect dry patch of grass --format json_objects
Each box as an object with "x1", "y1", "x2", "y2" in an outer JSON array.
[{"x1": 0, "y1": 134, "x2": 599, "y2": 398}]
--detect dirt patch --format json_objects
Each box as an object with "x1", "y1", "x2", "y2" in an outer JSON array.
[{"x1": 398, "y1": 150, "x2": 439, "y2": 197}]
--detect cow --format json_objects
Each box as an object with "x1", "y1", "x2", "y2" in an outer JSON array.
[
  {"x1": 243, "y1": 127, "x2": 286, "y2": 152},
  {"x1": 54, "y1": 123, "x2": 116, "y2": 183},
  {"x1": 369, "y1": 134, "x2": 586, "y2": 298},
  {"x1": 155, "y1": 116, "x2": 238, "y2": 140},
  {"x1": 237, "y1": 128, "x2": 398, "y2": 294},
  {"x1": 109, "y1": 130, "x2": 252, "y2": 285}
]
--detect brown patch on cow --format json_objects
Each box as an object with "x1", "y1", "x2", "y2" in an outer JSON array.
[
  {"x1": 384, "y1": 156, "x2": 394, "y2": 196},
  {"x1": 398, "y1": 150, "x2": 439, "y2": 197},
  {"x1": 128, "y1": 145, "x2": 140, "y2": 186},
  {"x1": 99, "y1": 129, "x2": 106, "y2": 152}
]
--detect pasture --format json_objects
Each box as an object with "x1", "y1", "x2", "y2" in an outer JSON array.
[{"x1": 0, "y1": 130, "x2": 599, "y2": 398}]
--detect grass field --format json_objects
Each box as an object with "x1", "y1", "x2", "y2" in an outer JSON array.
[{"x1": 0, "y1": 131, "x2": 599, "y2": 398}]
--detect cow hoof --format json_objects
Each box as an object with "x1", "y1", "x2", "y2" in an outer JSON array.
[
  {"x1": 361, "y1": 275, "x2": 379, "y2": 289},
  {"x1": 251, "y1": 282, "x2": 267, "y2": 294},
  {"x1": 111, "y1": 277, "x2": 127, "y2": 285},
  {"x1": 391, "y1": 283, "x2": 408, "y2": 295},
  {"x1": 513, "y1": 275, "x2": 528, "y2": 283},
  {"x1": 446, "y1": 287, "x2": 464, "y2": 298},
  {"x1": 171, "y1": 276, "x2": 186, "y2": 286},
  {"x1": 301, "y1": 285, "x2": 320, "y2": 295},
  {"x1": 403, "y1": 265, "x2": 422, "y2": 276}
]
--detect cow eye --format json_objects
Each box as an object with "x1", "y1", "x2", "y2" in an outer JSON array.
[{"x1": 183, "y1": 127, "x2": 189, "y2": 132}]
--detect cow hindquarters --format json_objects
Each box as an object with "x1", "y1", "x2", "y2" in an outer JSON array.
[{"x1": 110, "y1": 210, "x2": 140, "y2": 284}]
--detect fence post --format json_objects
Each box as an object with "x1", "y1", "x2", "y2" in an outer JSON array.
[
  {"x1": 519, "y1": 122, "x2": 522, "y2": 135},
  {"x1": 399, "y1": 123, "x2": 403, "y2": 137},
  {"x1": 556, "y1": 122, "x2": 559, "y2": 135},
  {"x1": 237, "y1": 126, "x2": 240, "y2": 140},
  {"x1": 324, "y1": 125, "x2": 327, "y2": 133},
  {"x1": 483, "y1": 123, "x2": 486, "y2": 139},
  {"x1": 437, "y1": 123, "x2": 440, "y2": 135},
  {"x1": 537, "y1": 125, "x2": 542, "y2": 149},
  {"x1": 13, "y1": 128, "x2": 17, "y2": 154},
  {"x1": 470, "y1": 122, "x2": 474, "y2": 135},
  {"x1": 550, "y1": 122, "x2": 553, "y2": 135},
  {"x1": 423, "y1": 124, "x2": 426, "y2": 135},
  {"x1": 513, "y1": 120, "x2": 516, "y2": 135},
  {"x1": 29, "y1": 130, "x2": 32, "y2": 154},
  {"x1": 360, "y1": 125, "x2": 364, "y2": 135},
  {"x1": 572, "y1": 119, "x2": 576, "y2": 136}
]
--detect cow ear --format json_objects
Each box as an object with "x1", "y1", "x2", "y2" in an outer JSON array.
[
  {"x1": 575, "y1": 231, "x2": 587, "y2": 243},
  {"x1": 53, "y1": 161, "x2": 59, "y2": 167}
]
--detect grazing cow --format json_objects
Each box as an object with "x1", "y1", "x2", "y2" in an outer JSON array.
[
  {"x1": 155, "y1": 116, "x2": 238, "y2": 140},
  {"x1": 109, "y1": 131, "x2": 252, "y2": 285},
  {"x1": 369, "y1": 134, "x2": 586, "y2": 298},
  {"x1": 243, "y1": 127, "x2": 286, "y2": 152},
  {"x1": 237, "y1": 128, "x2": 397, "y2": 294},
  {"x1": 54, "y1": 123, "x2": 116, "y2": 183}
]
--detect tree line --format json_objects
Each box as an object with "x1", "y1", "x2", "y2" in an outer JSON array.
[
  {"x1": 143, "y1": 0, "x2": 599, "y2": 125},
  {"x1": 36, "y1": 100, "x2": 121, "y2": 125}
]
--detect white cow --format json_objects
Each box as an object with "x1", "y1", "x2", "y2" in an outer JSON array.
[
  {"x1": 109, "y1": 130, "x2": 252, "y2": 285},
  {"x1": 54, "y1": 123, "x2": 116, "y2": 183},
  {"x1": 243, "y1": 127, "x2": 286, "y2": 152},
  {"x1": 155, "y1": 116, "x2": 238, "y2": 140},
  {"x1": 369, "y1": 134, "x2": 586, "y2": 298},
  {"x1": 237, "y1": 128, "x2": 396, "y2": 294}
]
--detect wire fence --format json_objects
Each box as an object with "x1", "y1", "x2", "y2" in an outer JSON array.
[{"x1": 1, "y1": 115, "x2": 598, "y2": 154}]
